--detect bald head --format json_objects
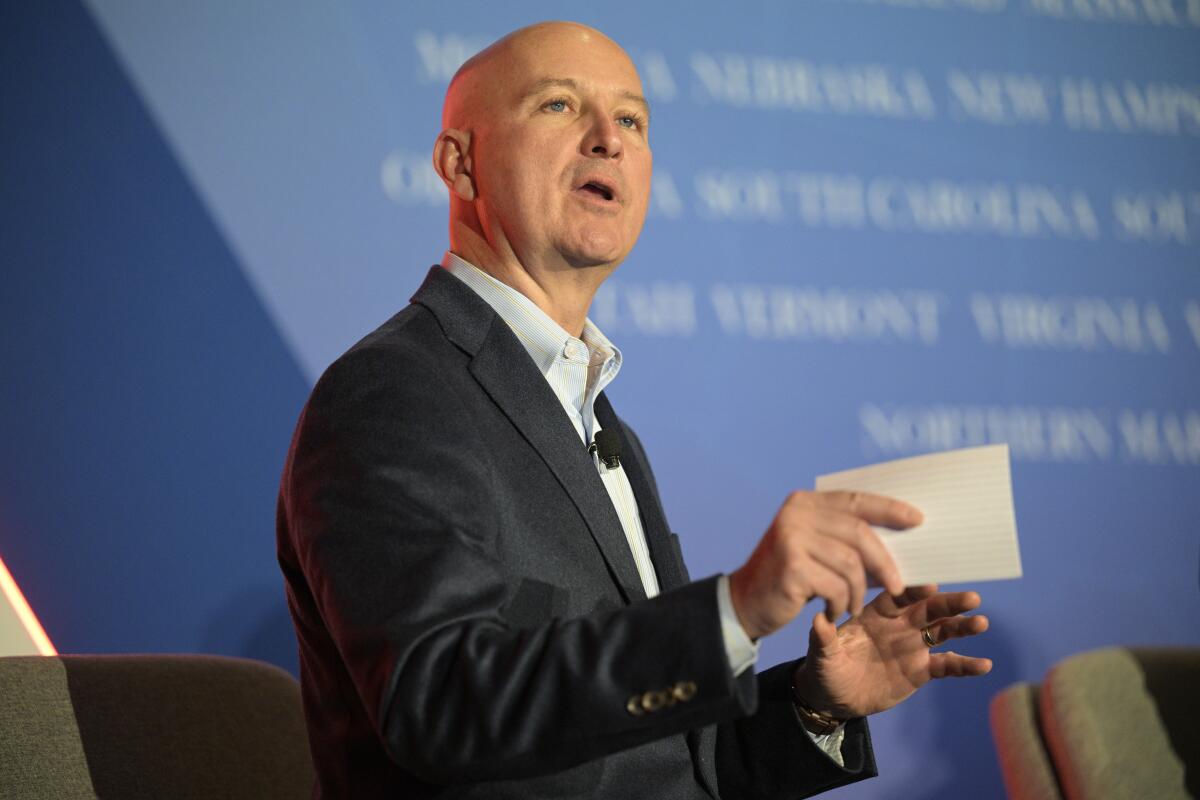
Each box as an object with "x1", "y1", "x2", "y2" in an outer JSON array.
[
  {"x1": 431, "y1": 20, "x2": 653, "y2": 319},
  {"x1": 442, "y1": 22, "x2": 645, "y2": 131}
]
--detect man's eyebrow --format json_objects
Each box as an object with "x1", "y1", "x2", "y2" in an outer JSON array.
[{"x1": 523, "y1": 77, "x2": 651, "y2": 120}]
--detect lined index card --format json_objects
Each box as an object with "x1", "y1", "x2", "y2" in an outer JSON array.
[{"x1": 815, "y1": 444, "x2": 1023, "y2": 587}]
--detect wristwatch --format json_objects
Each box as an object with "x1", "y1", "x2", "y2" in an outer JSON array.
[{"x1": 790, "y1": 683, "x2": 846, "y2": 735}]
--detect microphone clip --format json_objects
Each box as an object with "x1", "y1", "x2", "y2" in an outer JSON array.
[{"x1": 589, "y1": 429, "x2": 623, "y2": 470}]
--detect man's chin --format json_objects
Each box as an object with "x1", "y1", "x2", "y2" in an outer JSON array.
[
  {"x1": 558, "y1": 237, "x2": 628, "y2": 270},
  {"x1": 562, "y1": 252, "x2": 621, "y2": 270}
]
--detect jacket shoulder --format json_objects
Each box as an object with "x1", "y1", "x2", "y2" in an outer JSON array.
[{"x1": 313, "y1": 303, "x2": 460, "y2": 402}]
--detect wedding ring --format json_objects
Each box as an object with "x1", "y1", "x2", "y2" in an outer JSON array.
[{"x1": 921, "y1": 626, "x2": 938, "y2": 648}]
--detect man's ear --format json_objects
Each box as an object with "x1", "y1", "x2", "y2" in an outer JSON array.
[{"x1": 432, "y1": 129, "x2": 475, "y2": 202}]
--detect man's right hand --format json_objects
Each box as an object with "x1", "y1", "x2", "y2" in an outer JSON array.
[{"x1": 728, "y1": 491, "x2": 920, "y2": 640}]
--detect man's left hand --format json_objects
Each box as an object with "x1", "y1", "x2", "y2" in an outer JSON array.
[{"x1": 792, "y1": 586, "x2": 992, "y2": 720}]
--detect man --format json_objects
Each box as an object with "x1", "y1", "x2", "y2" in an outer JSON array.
[{"x1": 277, "y1": 21, "x2": 991, "y2": 799}]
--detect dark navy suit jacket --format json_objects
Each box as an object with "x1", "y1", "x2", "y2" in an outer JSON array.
[{"x1": 276, "y1": 267, "x2": 877, "y2": 798}]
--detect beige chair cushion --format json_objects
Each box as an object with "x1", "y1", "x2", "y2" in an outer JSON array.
[
  {"x1": 1039, "y1": 647, "x2": 1191, "y2": 800},
  {"x1": 0, "y1": 656, "x2": 97, "y2": 797},
  {"x1": 0, "y1": 654, "x2": 313, "y2": 799}
]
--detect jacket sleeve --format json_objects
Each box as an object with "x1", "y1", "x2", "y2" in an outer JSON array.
[
  {"x1": 280, "y1": 343, "x2": 758, "y2": 785},
  {"x1": 714, "y1": 660, "x2": 877, "y2": 800},
  {"x1": 620, "y1": 422, "x2": 878, "y2": 799}
]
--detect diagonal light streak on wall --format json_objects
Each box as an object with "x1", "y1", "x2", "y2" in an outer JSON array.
[
  {"x1": 83, "y1": 0, "x2": 442, "y2": 383},
  {"x1": 0, "y1": 554, "x2": 57, "y2": 656}
]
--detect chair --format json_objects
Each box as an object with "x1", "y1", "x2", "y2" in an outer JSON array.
[
  {"x1": 990, "y1": 647, "x2": 1200, "y2": 800},
  {"x1": 0, "y1": 654, "x2": 314, "y2": 799}
]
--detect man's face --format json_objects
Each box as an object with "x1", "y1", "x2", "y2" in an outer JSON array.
[{"x1": 469, "y1": 29, "x2": 652, "y2": 271}]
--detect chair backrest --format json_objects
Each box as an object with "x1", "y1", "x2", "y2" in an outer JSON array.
[
  {"x1": 1040, "y1": 647, "x2": 1195, "y2": 800},
  {"x1": 990, "y1": 681, "x2": 1063, "y2": 800},
  {"x1": 991, "y1": 646, "x2": 1200, "y2": 800},
  {"x1": 0, "y1": 654, "x2": 314, "y2": 799}
]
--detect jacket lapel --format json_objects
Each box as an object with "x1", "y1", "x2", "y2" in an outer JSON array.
[
  {"x1": 413, "y1": 267, "x2": 647, "y2": 604},
  {"x1": 595, "y1": 394, "x2": 721, "y2": 799},
  {"x1": 594, "y1": 394, "x2": 686, "y2": 592}
]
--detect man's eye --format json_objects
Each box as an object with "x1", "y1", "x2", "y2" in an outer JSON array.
[
  {"x1": 545, "y1": 100, "x2": 569, "y2": 113},
  {"x1": 617, "y1": 115, "x2": 645, "y2": 130}
]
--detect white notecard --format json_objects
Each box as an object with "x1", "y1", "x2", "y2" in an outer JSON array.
[{"x1": 815, "y1": 444, "x2": 1023, "y2": 587}]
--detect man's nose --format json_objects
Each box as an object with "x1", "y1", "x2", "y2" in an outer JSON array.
[{"x1": 582, "y1": 114, "x2": 622, "y2": 160}]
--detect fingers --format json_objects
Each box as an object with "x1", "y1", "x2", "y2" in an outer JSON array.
[
  {"x1": 814, "y1": 490, "x2": 922, "y2": 530},
  {"x1": 924, "y1": 614, "x2": 989, "y2": 646},
  {"x1": 921, "y1": 605, "x2": 991, "y2": 681},
  {"x1": 809, "y1": 609, "x2": 839, "y2": 650},
  {"x1": 804, "y1": 558, "x2": 858, "y2": 621},
  {"x1": 929, "y1": 652, "x2": 993, "y2": 678},
  {"x1": 916, "y1": 591, "x2": 982, "y2": 626},
  {"x1": 892, "y1": 584, "x2": 937, "y2": 609},
  {"x1": 806, "y1": 508, "x2": 904, "y2": 597},
  {"x1": 731, "y1": 490, "x2": 922, "y2": 639},
  {"x1": 808, "y1": 538, "x2": 866, "y2": 617},
  {"x1": 879, "y1": 584, "x2": 938, "y2": 616}
]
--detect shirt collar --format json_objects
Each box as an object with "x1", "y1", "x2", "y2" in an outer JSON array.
[{"x1": 441, "y1": 252, "x2": 623, "y2": 381}]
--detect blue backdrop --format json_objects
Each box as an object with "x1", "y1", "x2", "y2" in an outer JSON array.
[{"x1": 3, "y1": 1, "x2": 1198, "y2": 796}]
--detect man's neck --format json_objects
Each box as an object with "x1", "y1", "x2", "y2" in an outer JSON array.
[{"x1": 448, "y1": 228, "x2": 608, "y2": 338}]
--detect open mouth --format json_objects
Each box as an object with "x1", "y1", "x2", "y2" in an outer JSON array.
[{"x1": 577, "y1": 180, "x2": 616, "y2": 202}]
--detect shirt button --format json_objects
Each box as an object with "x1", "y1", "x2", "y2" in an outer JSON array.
[{"x1": 564, "y1": 341, "x2": 585, "y2": 360}]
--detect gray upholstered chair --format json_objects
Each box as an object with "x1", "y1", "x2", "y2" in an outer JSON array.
[
  {"x1": 0, "y1": 654, "x2": 314, "y2": 799},
  {"x1": 990, "y1": 647, "x2": 1200, "y2": 800}
]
